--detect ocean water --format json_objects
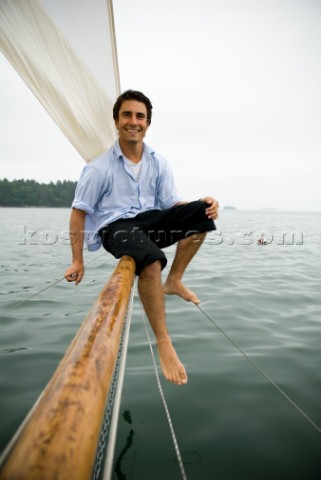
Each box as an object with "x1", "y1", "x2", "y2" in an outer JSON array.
[{"x1": 0, "y1": 207, "x2": 320, "y2": 479}]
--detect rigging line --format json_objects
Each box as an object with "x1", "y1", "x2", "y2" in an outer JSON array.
[
  {"x1": 140, "y1": 304, "x2": 188, "y2": 480},
  {"x1": 2, "y1": 252, "x2": 106, "y2": 313},
  {"x1": 195, "y1": 303, "x2": 321, "y2": 435},
  {"x1": 102, "y1": 280, "x2": 136, "y2": 480}
]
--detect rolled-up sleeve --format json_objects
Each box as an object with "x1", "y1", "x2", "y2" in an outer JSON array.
[{"x1": 72, "y1": 165, "x2": 105, "y2": 214}]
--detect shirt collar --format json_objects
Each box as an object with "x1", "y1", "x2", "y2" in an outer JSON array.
[
  {"x1": 114, "y1": 139, "x2": 155, "y2": 161},
  {"x1": 114, "y1": 139, "x2": 123, "y2": 159}
]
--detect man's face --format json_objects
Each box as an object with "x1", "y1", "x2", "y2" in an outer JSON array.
[{"x1": 115, "y1": 100, "x2": 149, "y2": 145}]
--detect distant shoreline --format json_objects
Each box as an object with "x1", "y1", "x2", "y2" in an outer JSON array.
[
  {"x1": 0, "y1": 205, "x2": 72, "y2": 208},
  {"x1": 0, "y1": 178, "x2": 76, "y2": 208}
]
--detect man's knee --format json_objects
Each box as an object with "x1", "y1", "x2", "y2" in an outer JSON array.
[
  {"x1": 135, "y1": 249, "x2": 167, "y2": 276},
  {"x1": 140, "y1": 259, "x2": 162, "y2": 279},
  {"x1": 187, "y1": 200, "x2": 216, "y2": 234},
  {"x1": 194, "y1": 200, "x2": 208, "y2": 216}
]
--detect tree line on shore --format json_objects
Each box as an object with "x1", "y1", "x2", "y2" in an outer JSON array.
[{"x1": 0, "y1": 178, "x2": 77, "y2": 207}]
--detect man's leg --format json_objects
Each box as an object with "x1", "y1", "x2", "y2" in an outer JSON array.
[
  {"x1": 138, "y1": 260, "x2": 188, "y2": 385},
  {"x1": 100, "y1": 221, "x2": 188, "y2": 385},
  {"x1": 163, "y1": 232, "x2": 206, "y2": 304}
]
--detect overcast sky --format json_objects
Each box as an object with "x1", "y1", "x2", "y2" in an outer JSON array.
[{"x1": 1, "y1": 0, "x2": 321, "y2": 211}]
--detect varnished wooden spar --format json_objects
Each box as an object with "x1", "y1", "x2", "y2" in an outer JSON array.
[{"x1": 0, "y1": 255, "x2": 136, "y2": 480}]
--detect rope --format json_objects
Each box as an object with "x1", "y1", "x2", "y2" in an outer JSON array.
[
  {"x1": 195, "y1": 303, "x2": 321, "y2": 435},
  {"x1": 101, "y1": 281, "x2": 136, "y2": 480},
  {"x1": 1, "y1": 252, "x2": 106, "y2": 313},
  {"x1": 140, "y1": 304, "x2": 187, "y2": 480}
]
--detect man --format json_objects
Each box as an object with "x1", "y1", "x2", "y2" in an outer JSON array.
[{"x1": 65, "y1": 90, "x2": 219, "y2": 385}]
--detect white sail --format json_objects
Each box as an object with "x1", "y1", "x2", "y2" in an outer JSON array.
[{"x1": 0, "y1": 0, "x2": 120, "y2": 162}]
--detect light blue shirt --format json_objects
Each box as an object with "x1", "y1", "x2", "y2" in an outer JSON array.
[{"x1": 72, "y1": 140, "x2": 182, "y2": 250}]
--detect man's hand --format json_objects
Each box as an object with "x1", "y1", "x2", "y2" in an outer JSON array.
[
  {"x1": 65, "y1": 208, "x2": 86, "y2": 286},
  {"x1": 64, "y1": 260, "x2": 84, "y2": 286},
  {"x1": 200, "y1": 196, "x2": 219, "y2": 220}
]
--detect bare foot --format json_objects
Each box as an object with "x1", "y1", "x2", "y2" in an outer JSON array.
[
  {"x1": 163, "y1": 278, "x2": 200, "y2": 304},
  {"x1": 157, "y1": 337, "x2": 188, "y2": 385}
]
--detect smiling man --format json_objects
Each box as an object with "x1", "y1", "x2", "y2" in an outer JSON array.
[{"x1": 65, "y1": 90, "x2": 219, "y2": 385}]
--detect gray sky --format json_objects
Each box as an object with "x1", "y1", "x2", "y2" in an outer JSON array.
[{"x1": 1, "y1": 0, "x2": 321, "y2": 211}]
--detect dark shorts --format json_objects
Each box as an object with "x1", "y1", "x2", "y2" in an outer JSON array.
[{"x1": 99, "y1": 201, "x2": 216, "y2": 275}]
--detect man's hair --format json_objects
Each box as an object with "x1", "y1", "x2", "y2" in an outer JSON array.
[{"x1": 113, "y1": 90, "x2": 153, "y2": 125}]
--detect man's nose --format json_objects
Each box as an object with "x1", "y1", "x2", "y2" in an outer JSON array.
[{"x1": 129, "y1": 114, "x2": 138, "y2": 124}]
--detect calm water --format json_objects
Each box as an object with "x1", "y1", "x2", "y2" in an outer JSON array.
[{"x1": 0, "y1": 208, "x2": 320, "y2": 479}]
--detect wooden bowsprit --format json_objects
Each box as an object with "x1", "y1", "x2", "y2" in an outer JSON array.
[{"x1": 0, "y1": 256, "x2": 135, "y2": 480}]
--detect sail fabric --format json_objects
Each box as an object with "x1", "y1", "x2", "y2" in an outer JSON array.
[
  {"x1": 0, "y1": 0, "x2": 119, "y2": 162},
  {"x1": 39, "y1": 0, "x2": 121, "y2": 101}
]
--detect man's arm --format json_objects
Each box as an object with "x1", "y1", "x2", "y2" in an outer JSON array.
[{"x1": 64, "y1": 208, "x2": 87, "y2": 285}]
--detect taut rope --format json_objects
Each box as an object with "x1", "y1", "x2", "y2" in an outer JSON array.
[
  {"x1": 141, "y1": 303, "x2": 188, "y2": 480},
  {"x1": 1, "y1": 252, "x2": 106, "y2": 313},
  {"x1": 195, "y1": 302, "x2": 321, "y2": 435}
]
